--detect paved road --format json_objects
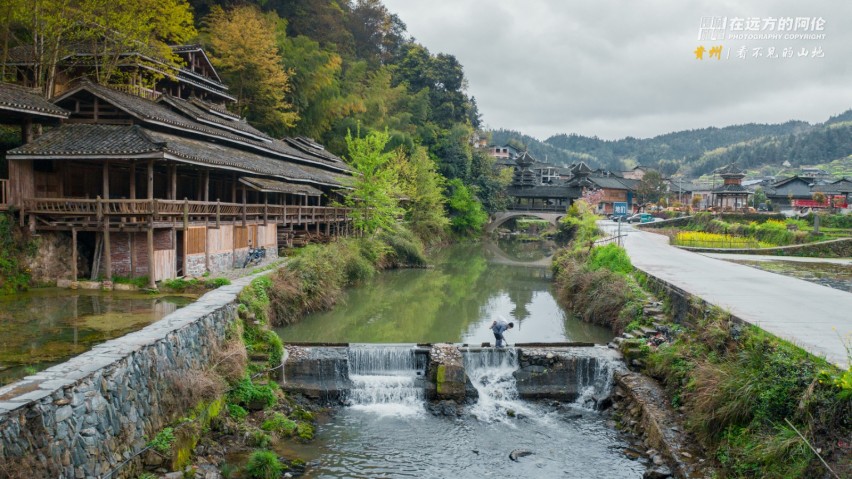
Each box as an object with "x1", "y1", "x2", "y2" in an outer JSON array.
[{"x1": 603, "y1": 221, "x2": 852, "y2": 369}]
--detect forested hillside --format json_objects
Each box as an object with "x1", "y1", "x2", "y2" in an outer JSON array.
[
  {"x1": 492, "y1": 111, "x2": 852, "y2": 178},
  {"x1": 1, "y1": 0, "x2": 509, "y2": 237}
]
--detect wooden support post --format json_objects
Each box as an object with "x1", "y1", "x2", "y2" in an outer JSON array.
[
  {"x1": 147, "y1": 159, "x2": 154, "y2": 199},
  {"x1": 263, "y1": 194, "x2": 268, "y2": 226},
  {"x1": 130, "y1": 232, "x2": 135, "y2": 278},
  {"x1": 103, "y1": 219, "x2": 112, "y2": 286},
  {"x1": 169, "y1": 164, "x2": 176, "y2": 200},
  {"x1": 129, "y1": 161, "x2": 136, "y2": 199},
  {"x1": 103, "y1": 161, "x2": 110, "y2": 200},
  {"x1": 241, "y1": 186, "x2": 247, "y2": 227},
  {"x1": 183, "y1": 198, "x2": 189, "y2": 229},
  {"x1": 147, "y1": 228, "x2": 155, "y2": 288},
  {"x1": 203, "y1": 170, "x2": 210, "y2": 202},
  {"x1": 71, "y1": 228, "x2": 78, "y2": 282},
  {"x1": 231, "y1": 173, "x2": 237, "y2": 203},
  {"x1": 216, "y1": 199, "x2": 221, "y2": 228}
]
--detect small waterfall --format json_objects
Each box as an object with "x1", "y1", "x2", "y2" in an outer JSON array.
[
  {"x1": 347, "y1": 344, "x2": 426, "y2": 417},
  {"x1": 572, "y1": 353, "x2": 616, "y2": 410},
  {"x1": 462, "y1": 348, "x2": 534, "y2": 423}
]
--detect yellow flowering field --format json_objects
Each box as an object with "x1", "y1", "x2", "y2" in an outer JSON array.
[{"x1": 673, "y1": 231, "x2": 775, "y2": 249}]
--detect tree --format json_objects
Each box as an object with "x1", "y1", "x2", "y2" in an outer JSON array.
[
  {"x1": 390, "y1": 145, "x2": 449, "y2": 243},
  {"x1": 752, "y1": 187, "x2": 767, "y2": 207},
  {"x1": 1, "y1": 0, "x2": 196, "y2": 95},
  {"x1": 203, "y1": 5, "x2": 298, "y2": 136},
  {"x1": 341, "y1": 129, "x2": 403, "y2": 235},
  {"x1": 446, "y1": 178, "x2": 487, "y2": 236},
  {"x1": 280, "y1": 34, "x2": 360, "y2": 139},
  {"x1": 636, "y1": 170, "x2": 667, "y2": 204}
]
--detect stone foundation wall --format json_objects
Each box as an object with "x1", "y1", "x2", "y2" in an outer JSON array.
[{"x1": 0, "y1": 274, "x2": 264, "y2": 479}]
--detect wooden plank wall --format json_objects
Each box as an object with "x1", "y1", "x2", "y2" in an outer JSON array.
[
  {"x1": 257, "y1": 223, "x2": 277, "y2": 247},
  {"x1": 7, "y1": 160, "x2": 34, "y2": 206},
  {"x1": 153, "y1": 250, "x2": 176, "y2": 281},
  {"x1": 207, "y1": 225, "x2": 233, "y2": 254},
  {"x1": 185, "y1": 227, "x2": 206, "y2": 255}
]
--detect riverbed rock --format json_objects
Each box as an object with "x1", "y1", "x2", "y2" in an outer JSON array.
[
  {"x1": 509, "y1": 449, "x2": 534, "y2": 461},
  {"x1": 644, "y1": 465, "x2": 673, "y2": 478}
]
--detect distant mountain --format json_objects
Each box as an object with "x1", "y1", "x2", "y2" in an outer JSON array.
[
  {"x1": 488, "y1": 110, "x2": 852, "y2": 178},
  {"x1": 691, "y1": 116, "x2": 852, "y2": 176}
]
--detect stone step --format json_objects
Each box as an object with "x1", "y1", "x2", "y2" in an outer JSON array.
[{"x1": 639, "y1": 327, "x2": 659, "y2": 338}]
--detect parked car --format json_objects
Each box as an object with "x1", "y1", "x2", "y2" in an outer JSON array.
[
  {"x1": 608, "y1": 213, "x2": 629, "y2": 222},
  {"x1": 627, "y1": 213, "x2": 656, "y2": 223}
]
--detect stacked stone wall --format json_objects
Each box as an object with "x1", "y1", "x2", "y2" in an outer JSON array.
[{"x1": 0, "y1": 274, "x2": 262, "y2": 479}]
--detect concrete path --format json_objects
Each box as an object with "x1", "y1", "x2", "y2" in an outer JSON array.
[{"x1": 602, "y1": 221, "x2": 852, "y2": 369}]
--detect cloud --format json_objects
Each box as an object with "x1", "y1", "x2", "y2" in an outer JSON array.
[{"x1": 384, "y1": 0, "x2": 852, "y2": 140}]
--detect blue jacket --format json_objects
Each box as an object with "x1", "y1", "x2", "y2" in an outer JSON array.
[{"x1": 491, "y1": 320, "x2": 509, "y2": 335}]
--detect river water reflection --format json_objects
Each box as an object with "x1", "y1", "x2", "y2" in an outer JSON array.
[
  {"x1": 276, "y1": 242, "x2": 613, "y2": 345},
  {"x1": 0, "y1": 289, "x2": 195, "y2": 385}
]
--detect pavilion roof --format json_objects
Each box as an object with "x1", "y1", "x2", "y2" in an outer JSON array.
[{"x1": 0, "y1": 82, "x2": 69, "y2": 120}]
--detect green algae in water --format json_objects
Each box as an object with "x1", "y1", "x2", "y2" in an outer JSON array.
[{"x1": 0, "y1": 289, "x2": 196, "y2": 385}]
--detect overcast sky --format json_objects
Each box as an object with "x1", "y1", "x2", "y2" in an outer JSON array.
[{"x1": 383, "y1": 0, "x2": 852, "y2": 140}]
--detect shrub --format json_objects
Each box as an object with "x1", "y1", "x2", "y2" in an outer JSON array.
[
  {"x1": 587, "y1": 244, "x2": 632, "y2": 275},
  {"x1": 0, "y1": 213, "x2": 35, "y2": 294},
  {"x1": 249, "y1": 431, "x2": 273, "y2": 448},
  {"x1": 147, "y1": 427, "x2": 175, "y2": 454},
  {"x1": 296, "y1": 422, "x2": 315, "y2": 441},
  {"x1": 261, "y1": 412, "x2": 297, "y2": 436},
  {"x1": 228, "y1": 377, "x2": 277, "y2": 410},
  {"x1": 244, "y1": 450, "x2": 284, "y2": 479},
  {"x1": 205, "y1": 277, "x2": 231, "y2": 288},
  {"x1": 226, "y1": 404, "x2": 248, "y2": 422}
]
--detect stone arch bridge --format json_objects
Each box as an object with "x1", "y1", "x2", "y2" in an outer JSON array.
[{"x1": 486, "y1": 211, "x2": 564, "y2": 234}]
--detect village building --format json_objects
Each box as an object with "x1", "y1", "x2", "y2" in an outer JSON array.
[
  {"x1": 710, "y1": 164, "x2": 750, "y2": 210},
  {"x1": 505, "y1": 152, "x2": 578, "y2": 211},
  {"x1": 765, "y1": 176, "x2": 816, "y2": 209},
  {"x1": 565, "y1": 162, "x2": 638, "y2": 214},
  {"x1": 0, "y1": 46, "x2": 354, "y2": 288}
]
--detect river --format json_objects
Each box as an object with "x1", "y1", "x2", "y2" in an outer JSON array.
[
  {"x1": 273, "y1": 242, "x2": 645, "y2": 478},
  {"x1": 276, "y1": 242, "x2": 613, "y2": 345}
]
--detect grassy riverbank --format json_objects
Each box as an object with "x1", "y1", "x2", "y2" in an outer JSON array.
[
  {"x1": 551, "y1": 204, "x2": 852, "y2": 478},
  {"x1": 134, "y1": 228, "x2": 429, "y2": 477}
]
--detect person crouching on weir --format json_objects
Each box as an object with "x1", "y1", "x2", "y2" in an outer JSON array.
[{"x1": 490, "y1": 317, "x2": 514, "y2": 348}]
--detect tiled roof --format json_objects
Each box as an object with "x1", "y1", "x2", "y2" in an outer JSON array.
[
  {"x1": 8, "y1": 124, "x2": 162, "y2": 156},
  {"x1": 146, "y1": 130, "x2": 349, "y2": 187},
  {"x1": 0, "y1": 82, "x2": 69, "y2": 119},
  {"x1": 54, "y1": 82, "x2": 351, "y2": 173},
  {"x1": 588, "y1": 176, "x2": 634, "y2": 190},
  {"x1": 159, "y1": 95, "x2": 271, "y2": 141},
  {"x1": 712, "y1": 184, "x2": 749, "y2": 193},
  {"x1": 8, "y1": 124, "x2": 348, "y2": 188},
  {"x1": 240, "y1": 177, "x2": 323, "y2": 196}
]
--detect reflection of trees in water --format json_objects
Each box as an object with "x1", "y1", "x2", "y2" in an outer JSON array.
[
  {"x1": 277, "y1": 244, "x2": 559, "y2": 343},
  {"x1": 494, "y1": 238, "x2": 558, "y2": 262}
]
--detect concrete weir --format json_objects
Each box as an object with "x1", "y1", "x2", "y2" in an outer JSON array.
[
  {"x1": 280, "y1": 342, "x2": 623, "y2": 406},
  {"x1": 0, "y1": 273, "x2": 270, "y2": 479}
]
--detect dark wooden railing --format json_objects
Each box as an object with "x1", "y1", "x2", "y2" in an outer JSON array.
[
  {"x1": 22, "y1": 197, "x2": 351, "y2": 230},
  {"x1": 0, "y1": 179, "x2": 8, "y2": 210}
]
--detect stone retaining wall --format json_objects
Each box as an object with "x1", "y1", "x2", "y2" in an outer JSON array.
[{"x1": 0, "y1": 274, "x2": 264, "y2": 479}]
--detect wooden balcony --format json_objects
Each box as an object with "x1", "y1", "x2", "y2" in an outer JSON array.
[{"x1": 22, "y1": 197, "x2": 352, "y2": 232}]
